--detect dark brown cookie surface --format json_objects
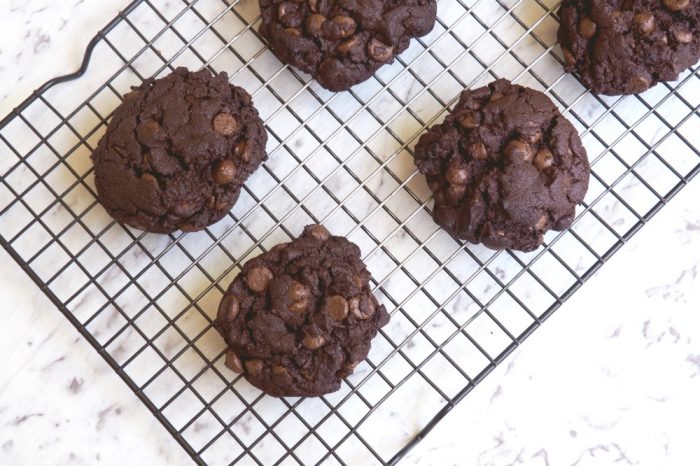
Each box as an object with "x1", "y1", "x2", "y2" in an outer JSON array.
[
  {"x1": 413, "y1": 79, "x2": 590, "y2": 252},
  {"x1": 215, "y1": 225, "x2": 389, "y2": 397},
  {"x1": 259, "y1": 0, "x2": 437, "y2": 91},
  {"x1": 558, "y1": 0, "x2": 700, "y2": 95},
  {"x1": 91, "y1": 68, "x2": 267, "y2": 234}
]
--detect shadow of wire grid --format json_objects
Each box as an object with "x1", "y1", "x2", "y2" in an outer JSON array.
[{"x1": 1, "y1": 0, "x2": 699, "y2": 463}]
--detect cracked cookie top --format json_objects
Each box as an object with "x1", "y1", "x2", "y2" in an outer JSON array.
[
  {"x1": 558, "y1": 0, "x2": 700, "y2": 95},
  {"x1": 215, "y1": 225, "x2": 390, "y2": 397},
  {"x1": 414, "y1": 79, "x2": 590, "y2": 252},
  {"x1": 259, "y1": 0, "x2": 437, "y2": 91},
  {"x1": 91, "y1": 67, "x2": 267, "y2": 234}
]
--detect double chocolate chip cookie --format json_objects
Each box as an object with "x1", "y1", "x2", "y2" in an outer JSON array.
[
  {"x1": 215, "y1": 225, "x2": 389, "y2": 397},
  {"x1": 92, "y1": 67, "x2": 267, "y2": 234},
  {"x1": 414, "y1": 79, "x2": 590, "y2": 252},
  {"x1": 559, "y1": 0, "x2": 700, "y2": 95},
  {"x1": 259, "y1": 0, "x2": 438, "y2": 91}
]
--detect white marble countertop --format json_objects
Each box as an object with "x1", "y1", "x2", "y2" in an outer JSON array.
[{"x1": 1, "y1": 1, "x2": 699, "y2": 465}]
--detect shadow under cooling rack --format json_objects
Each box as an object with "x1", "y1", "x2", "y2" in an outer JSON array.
[{"x1": 1, "y1": 0, "x2": 699, "y2": 464}]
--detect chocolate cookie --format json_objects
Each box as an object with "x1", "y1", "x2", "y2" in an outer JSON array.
[
  {"x1": 558, "y1": 0, "x2": 700, "y2": 95},
  {"x1": 413, "y1": 79, "x2": 590, "y2": 252},
  {"x1": 258, "y1": 0, "x2": 437, "y2": 91},
  {"x1": 91, "y1": 67, "x2": 267, "y2": 234},
  {"x1": 215, "y1": 225, "x2": 389, "y2": 397}
]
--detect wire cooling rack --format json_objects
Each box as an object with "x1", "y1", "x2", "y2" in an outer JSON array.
[{"x1": 1, "y1": 0, "x2": 699, "y2": 464}]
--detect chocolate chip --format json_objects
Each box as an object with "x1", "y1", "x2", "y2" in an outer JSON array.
[
  {"x1": 367, "y1": 38, "x2": 394, "y2": 62},
  {"x1": 579, "y1": 16, "x2": 597, "y2": 39},
  {"x1": 533, "y1": 149, "x2": 554, "y2": 170},
  {"x1": 245, "y1": 359, "x2": 263, "y2": 375},
  {"x1": 137, "y1": 120, "x2": 162, "y2": 145},
  {"x1": 234, "y1": 140, "x2": 249, "y2": 160},
  {"x1": 305, "y1": 13, "x2": 326, "y2": 36},
  {"x1": 288, "y1": 281, "x2": 308, "y2": 300},
  {"x1": 288, "y1": 281, "x2": 310, "y2": 313},
  {"x1": 349, "y1": 296, "x2": 375, "y2": 320},
  {"x1": 277, "y1": 2, "x2": 294, "y2": 19},
  {"x1": 213, "y1": 113, "x2": 238, "y2": 136},
  {"x1": 225, "y1": 350, "x2": 244, "y2": 373},
  {"x1": 337, "y1": 35, "x2": 361, "y2": 54},
  {"x1": 524, "y1": 130, "x2": 543, "y2": 144},
  {"x1": 489, "y1": 92, "x2": 504, "y2": 102},
  {"x1": 288, "y1": 301, "x2": 308, "y2": 314},
  {"x1": 628, "y1": 75, "x2": 651, "y2": 93},
  {"x1": 470, "y1": 142, "x2": 488, "y2": 161},
  {"x1": 171, "y1": 201, "x2": 196, "y2": 218},
  {"x1": 272, "y1": 365, "x2": 289, "y2": 377},
  {"x1": 303, "y1": 333, "x2": 326, "y2": 350},
  {"x1": 562, "y1": 48, "x2": 576, "y2": 66},
  {"x1": 458, "y1": 111, "x2": 479, "y2": 129},
  {"x1": 663, "y1": 0, "x2": 689, "y2": 11},
  {"x1": 329, "y1": 16, "x2": 357, "y2": 40},
  {"x1": 306, "y1": 224, "x2": 331, "y2": 241},
  {"x1": 352, "y1": 275, "x2": 364, "y2": 288},
  {"x1": 634, "y1": 12, "x2": 655, "y2": 35},
  {"x1": 141, "y1": 173, "x2": 159, "y2": 188},
  {"x1": 673, "y1": 30, "x2": 693, "y2": 43},
  {"x1": 340, "y1": 360, "x2": 358, "y2": 377},
  {"x1": 447, "y1": 184, "x2": 467, "y2": 202},
  {"x1": 504, "y1": 139, "x2": 534, "y2": 163},
  {"x1": 213, "y1": 160, "x2": 237, "y2": 185},
  {"x1": 468, "y1": 100, "x2": 482, "y2": 111},
  {"x1": 446, "y1": 166, "x2": 469, "y2": 185},
  {"x1": 179, "y1": 223, "x2": 200, "y2": 233},
  {"x1": 218, "y1": 294, "x2": 241, "y2": 322},
  {"x1": 247, "y1": 266, "x2": 273, "y2": 292},
  {"x1": 534, "y1": 214, "x2": 548, "y2": 230},
  {"x1": 325, "y1": 295, "x2": 349, "y2": 320},
  {"x1": 207, "y1": 196, "x2": 216, "y2": 209}
]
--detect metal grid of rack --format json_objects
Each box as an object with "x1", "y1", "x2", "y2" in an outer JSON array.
[{"x1": 1, "y1": 0, "x2": 699, "y2": 464}]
